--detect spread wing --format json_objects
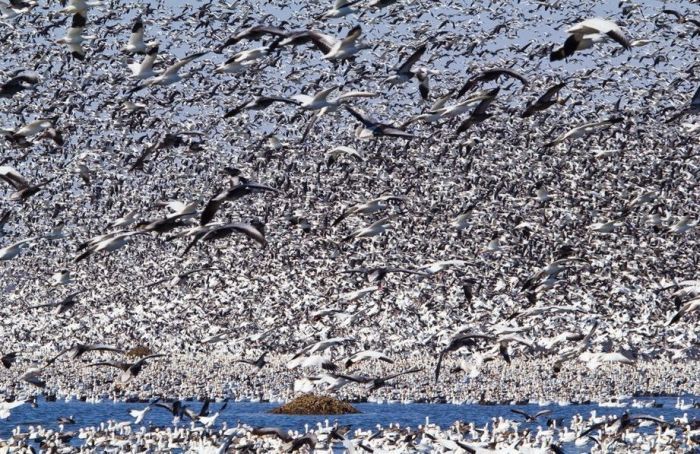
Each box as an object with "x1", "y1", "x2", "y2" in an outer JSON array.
[
  {"x1": 691, "y1": 85, "x2": 700, "y2": 109},
  {"x1": 163, "y1": 52, "x2": 207, "y2": 77},
  {"x1": 396, "y1": 44, "x2": 426, "y2": 74}
]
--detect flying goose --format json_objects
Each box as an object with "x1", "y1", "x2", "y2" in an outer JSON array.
[
  {"x1": 0, "y1": 165, "x2": 42, "y2": 201},
  {"x1": 323, "y1": 25, "x2": 369, "y2": 60},
  {"x1": 550, "y1": 18, "x2": 630, "y2": 61},
  {"x1": 660, "y1": 9, "x2": 700, "y2": 26},
  {"x1": 325, "y1": 145, "x2": 364, "y2": 166},
  {"x1": 0, "y1": 210, "x2": 9, "y2": 236},
  {"x1": 1, "y1": 352, "x2": 17, "y2": 369},
  {"x1": 339, "y1": 266, "x2": 426, "y2": 283},
  {"x1": 20, "y1": 368, "x2": 46, "y2": 388},
  {"x1": 419, "y1": 259, "x2": 469, "y2": 275},
  {"x1": 668, "y1": 298, "x2": 700, "y2": 325},
  {"x1": 223, "y1": 96, "x2": 299, "y2": 118},
  {"x1": 520, "y1": 257, "x2": 588, "y2": 293},
  {"x1": 344, "y1": 350, "x2": 394, "y2": 368},
  {"x1": 129, "y1": 399, "x2": 160, "y2": 424},
  {"x1": 87, "y1": 353, "x2": 166, "y2": 382},
  {"x1": 338, "y1": 285, "x2": 379, "y2": 302},
  {"x1": 427, "y1": 89, "x2": 497, "y2": 119},
  {"x1": 286, "y1": 354, "x2": 339, "y2": 371},
  {"x1": 29, "y1": 291, "x2": 84, "y2": 314},
  {"x1": 344, "y1": 105, "x2": 415, "y2": 139},
  {"x1": 200, "y1": 181, "x2": 279, "y2": 225},
  {"x1": 510, "y1": 409, "x2": 552, "y2": 422},
  {"x1": 0, "y1": 1, "x2": 25, "y2": 18},
  {"x1": 284, "y1": 433, "x2": 318, "y2": 452},
  {"x1": 333, "y1": 195, "x2": 407, "y2": 226},
  {"x1": 0, "y1": 400, "x2": 24, "y2": 420},
  {"x1": 153, "y1": 399, "x2": 185, "y2": 418},
  {"x1": 56, "y1": 13, "x2": 92, "y2": 61},
  {"x1": 321, "y1": 0, "x2": 361, "y2": 19},
  {"x1": 292, "y1": 336, "x2": 354, "y2": 359},
  {"x1": 109, "y1": 210, "x2": 139, "y2": 229},
  {"x1": 3, "y1": 119, "x2": 61, "y2": 147},
  {"x1": 134, "y1": 214, "x2": 192, "y2": 234},
  {"x1": 457, "y1": 68, "x2": 528, "y2": 97},
  {"x1": 124, "y1": 16, "x2": 147, "y2": 54},
  {"x1": 216, "y1": 24, "x2": 288, "y2": 52},
  {"x1": 143, "y1": 51, "x2": 208, "y2": 88},
  {"x1": 128, "y1": 43, "x2": 158, "y2": 78},
  {"x1": 454, "y1": 87, "x2": 500, "y2": 135},
  {"x1": 234, "y1": 351, "x2": 268, "y2": 370},
  {"x1": 384, "y1": 44, "x2": 428, "y2": 97},
  {"x1": 155, "y1": 199, "x2": 197, "y2": 219},
  {"x1": 277, "y1": 30, "x2": 336, "y2": 55},
  {"x1": 343, "y1": 217, "x2": 394, "y2": 241},
  {"x1": 521, "y1": 82, "x2": 567, "y2": 117},
  {"x1": 543, "y1": 116, "x2": 623, "y2": 148},
  {"x1": 578, "y1": 413, "x2": 674, "y2": 442},
  {"x1": 667, "y1": 86, "x2": 700, "y2": 122},
  {"x1": 0, "y1": 236, "x2": 37, "y2": 260},
  {"x1": 292, "y1": 86, "x2": 375, "y2": 113},
  {"x1": 434, "y1": 332, "x2": 493, "y2": 382},
  {"x1": 49, "y1": 269, "x2": 71, "y2": 286},
  {"x1": 580, "y1": 351, "x2": 635, "y2": 370},
  {"x1": 0, "y1": 71, "x2": 38, "y2": 98},
  {"x1": 251, "y1": 427, "x2": 293, "y2": 442},
  {"x1": 368, "y1": 0, "x2": 400, "y2": 7},
  {"x1": 194, "y1": 399, "x2": 228, "y2": 427},
  {"x1": 214, "y1": 46, "x2": 270, "y2": 74},
  {"x1": 365, "y1": 367, "x2": 423, "y2": 392},
  {"x1": 181, "y1": 221, "x2": 267, "y2": 255},
  {"x1": 74, "y1": 230, "x2": 146, "y2": 262},
  {"x1": 61, "y1": 0, "x2": 100, "y2": 14},
  {"x1": 46, "y1": 343, "x2": 124, "y2": 366}
]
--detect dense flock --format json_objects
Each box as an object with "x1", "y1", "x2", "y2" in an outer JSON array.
[{"x1": 0, "y1": 0, "x2": 699, "y2": 450}]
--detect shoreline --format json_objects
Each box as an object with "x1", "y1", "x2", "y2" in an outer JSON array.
[{"x1": 34, "y1": 390, "x2": 700, "y2": 406}]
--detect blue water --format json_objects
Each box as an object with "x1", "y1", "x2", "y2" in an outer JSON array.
[{"x1": 2, "y1": 396, "x2": 698, "y2": 451}]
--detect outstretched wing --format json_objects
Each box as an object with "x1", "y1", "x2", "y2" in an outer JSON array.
[
  {"x1": 396, "y1": 44, "x2": 426, "y2": 74},
  {"x1": 691, "y1": 85, "x2": 700, "y2": 109},
  {"x1": 344, "y1": 105, "x2": 374, "y2": 128},
  {"x1": 539, "y1": 82, "x2": 566, "y2": 103},
  {"x1": 510, "y1": 408, "x2": 531, "y2": 419},
  {"x1": 384, "y1": 367, "x2": 422, "y2": 381},
  {"x1": 163, "y1": 51, "x2": 208, "y2": 77}
]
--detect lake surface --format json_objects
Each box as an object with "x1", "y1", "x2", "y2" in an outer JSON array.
[{"x1": 1, "y1": 395, "x2": 698, "y2": 452}]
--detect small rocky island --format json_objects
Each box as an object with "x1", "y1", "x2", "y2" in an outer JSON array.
[{"x1": 271, "y1": 394, "x2": 360, "y2": 415}]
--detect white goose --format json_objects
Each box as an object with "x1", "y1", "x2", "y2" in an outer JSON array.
[
  {"x1": 0, "y1": 236, "x2": 37, "y2": 260},
  {"x1": 324, "y1": 25, "x2": 369, "y2": 60}
]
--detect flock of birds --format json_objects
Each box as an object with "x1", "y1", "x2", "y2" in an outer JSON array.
[
  {"x1": 2, "y1": 403, "x2": 700, "y2": 452},
  {"x1": 1, "y1": 0, "x2": 700, "y2": 449}
]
